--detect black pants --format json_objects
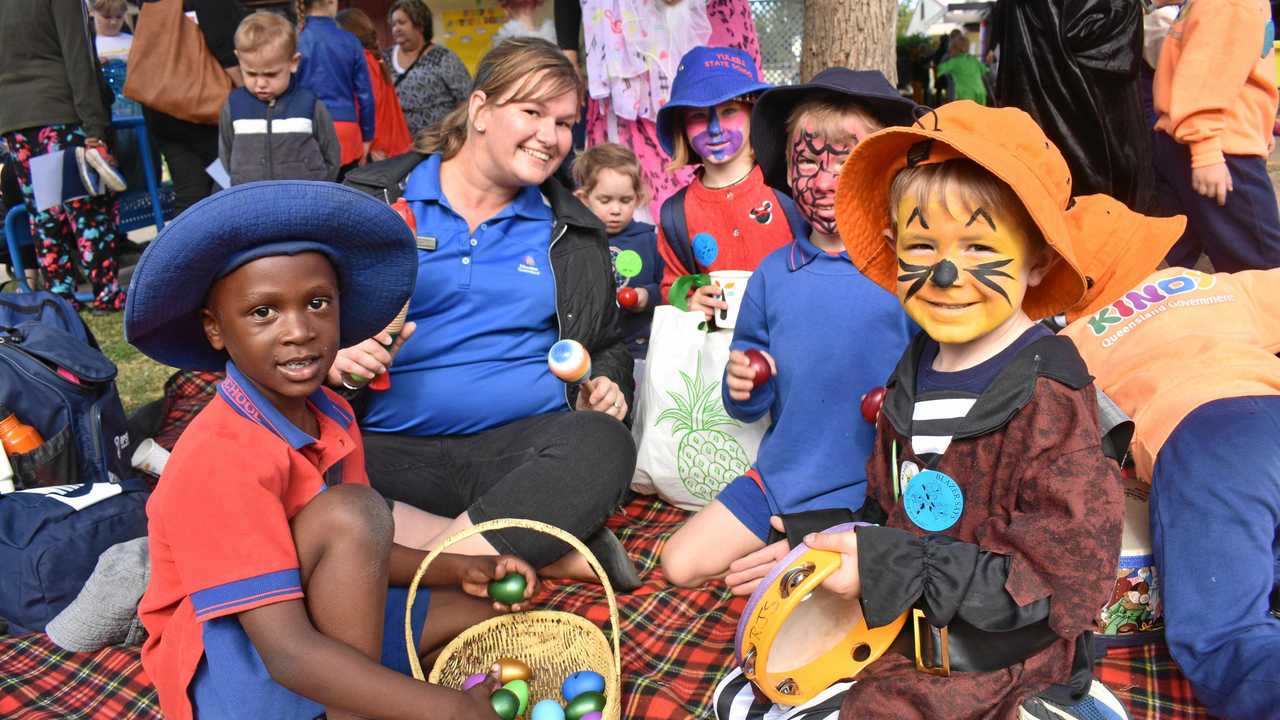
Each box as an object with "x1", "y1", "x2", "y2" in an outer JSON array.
[
  {"x1": 362, "y1": 411, "x2": 636, "y2": 566},
  {"x1": 151, "y1": 125, "x2": 218, "y2": 215}
]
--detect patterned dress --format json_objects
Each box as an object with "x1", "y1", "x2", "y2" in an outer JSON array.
[{"x1": 385, "y1": 44, "x2": 473, "y2": 139}]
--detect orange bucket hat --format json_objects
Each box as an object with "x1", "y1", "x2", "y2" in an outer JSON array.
[
  {"x1": 834, "y1": 101, "x2": 1086, "y2": 320},
  {"x1": 1062, "y1": 195, "x2": 1187, "y2": 322}
]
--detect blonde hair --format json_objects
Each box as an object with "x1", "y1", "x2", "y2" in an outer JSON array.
[
  {"x1": 92, "y1": 0, "x2": 128, "y2": 16},
  {"x1": 572, "y1": 143, "x2": 645, "y2": 197},
  {"x1": 664, "y1": 95, "x2": 758, "y2": 172},
  {"x1": 888, "y1": 159, "x2": 1044, "y2": 250},
  {"x1": 785, "y1": 94, "x2": 884, "y2": 147},
  {"x1": 235, "y1": 11, "x2": 297, "y2": 57},
  {"x1": 414, "y1": 37, "x2": 583, "y2": 160}
]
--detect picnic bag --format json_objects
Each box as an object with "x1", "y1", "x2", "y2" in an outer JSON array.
[
  {"x1": 0, "y1": 292, "x2": 134, "y2": 489},
  {"x1": 631, "y1": 305, "x2": 768, "y2": 511},
  {"x1": 124, "y1": 0, "x2": 232, "y2": 125},
  {"x1": 0, "y1": 480, "x2": 150, "y2": 633}
]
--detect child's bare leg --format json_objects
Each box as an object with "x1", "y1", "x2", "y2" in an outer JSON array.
[
  {"x1": 416, "y1": 589, "x2": 498, "y2": 664},
  {"x1": 661, "y1": 500, "x2": 766, "y2": 588},
  {"x1": 290, "y1": 483, "x2": 394, "y2": 720}
]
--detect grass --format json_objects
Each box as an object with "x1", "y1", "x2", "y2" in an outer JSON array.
[{"x1": 80, "y1": 309, "x2": 172, "y2": 413}]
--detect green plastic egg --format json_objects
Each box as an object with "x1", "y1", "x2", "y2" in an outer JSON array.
[
  {"x1": 490, "y1": 688, "x2": 520, "y2": 720},
  {"x1": 564, "y1": 691, "x2": 606, "y2": 720},
  {"x1": 503, "y1": 679, "x2": 530, "y2": 716},
  {"x1": 487, "y1": 572, "x2": 527, "y2": 605}
]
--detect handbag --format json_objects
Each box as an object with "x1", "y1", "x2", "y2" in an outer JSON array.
[
  {"x1": 631, "y1": 305, "x2": 768, "y2": 511},
  {"x1": 123, "y1": 0, "x2": 232, "y2": 125}
]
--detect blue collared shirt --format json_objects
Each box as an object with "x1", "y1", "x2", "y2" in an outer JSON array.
[{"x1": 361, "y1": 155, "x2": 566, "y2": 436}]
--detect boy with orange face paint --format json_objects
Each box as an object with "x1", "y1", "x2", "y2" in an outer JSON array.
[{"x1": 759, "y1": 102, "x2": 1126, "y2": 719}]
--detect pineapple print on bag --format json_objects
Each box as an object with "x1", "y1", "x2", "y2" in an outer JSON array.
[{"x1": 656, "y1": 352, "x2": 752, "y2": 500}]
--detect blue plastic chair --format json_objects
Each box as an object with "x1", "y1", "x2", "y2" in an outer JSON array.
[{"x1": 3, "y1": 205, "x2": 93, "y2": 302}]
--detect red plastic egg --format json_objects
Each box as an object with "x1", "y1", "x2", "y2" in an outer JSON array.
[
  {"x1": 617, "y1": 286, "x2": 639, "y2": 308},
  {"x1": 744, "y1": 349, "x2": 772, "y2": 388},
  {"x1": 860, "y1": 386, "x2": 887, "y2": 424}
]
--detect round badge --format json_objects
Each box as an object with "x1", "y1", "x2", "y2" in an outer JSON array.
[
  {"x1": 615, "y1": 249, "x2": 643, "y2": 278},
  {"x1": 692, "y1": 232, "x2": 719, "y2": 267},
  {"x1": 902, "y1": 469, "x2": 964, "y2": 532}
]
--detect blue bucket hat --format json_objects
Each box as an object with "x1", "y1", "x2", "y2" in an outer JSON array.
[
  {"x1": 125, "y1": 181, "x2": 417, "y2": 371},
  {"x1": 655, "y1": 46, "x2": 773, "y2": 156}
]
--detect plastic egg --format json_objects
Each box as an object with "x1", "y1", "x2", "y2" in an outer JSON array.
[
  {"x1": 487, "y1": 572, "x2": 527, "y2": 605},
  {"x1": 580, "y1": 713, "x2": 603, "y2": 720},
  {"x1": 561, "y1": 670, "x2": 605, "y2": 702},
  {"x1": 548, "y1": 339, "x2": 591, "y2": 383},
  {"x1": 462, "y1": 672, "x2": 488, "y2": 690},
  {"x1": 531, "y1": 699, "x2": 566, "y2": 720},
  {"x1": 490, "y1": 688, "x2": 519, "y2": 720},
  {"x1": 503, "y1": 679, "x2": 530, "y2": 717},
  {"x1": 564, "y1": 691, "x2": 606, "y2": 720},
  {"x1": 492, "y1": 657, "x2": 532, "y2": 684}
]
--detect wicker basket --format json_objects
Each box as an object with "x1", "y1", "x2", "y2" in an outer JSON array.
[{"x1": 403, "y1": 519, "x2": 622, "y2": 719}]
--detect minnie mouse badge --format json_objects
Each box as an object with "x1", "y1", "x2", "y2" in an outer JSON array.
[{"x1": 749, "y1": 200, "x2": 773, "y2": 224}]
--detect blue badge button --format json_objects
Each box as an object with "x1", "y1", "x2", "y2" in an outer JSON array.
[
  {"x1": 903, "y1": 469, "x2": 964, "y2": 532},
  {"x1": 692, "y1": 232, "x2": 719, "y2": 267}
]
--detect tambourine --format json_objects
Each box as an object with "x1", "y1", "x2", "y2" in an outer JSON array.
[
  {"x1": 735, "y1": 523, "x2": 908, "y2": 705},
  {"x1": 1095, "y1": 477, "x2": 1163, "y2": 647}
]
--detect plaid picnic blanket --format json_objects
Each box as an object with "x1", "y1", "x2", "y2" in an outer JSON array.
[{"x1": 0, "y1": 495, "x2": 1217, "y2": 720}]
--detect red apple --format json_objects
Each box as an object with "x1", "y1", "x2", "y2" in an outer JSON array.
[
  {"x1": 860, "y1": 386, "x2": 887, "y2": 424},
  {"x1": 744, "y1": 349, "x2": 772, "y2": 388},
  {"x1": 617, "y1": 286, "x2": 639, "y2": 308}
]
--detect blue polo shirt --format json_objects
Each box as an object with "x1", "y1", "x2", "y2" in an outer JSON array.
[
  {"x1": 361, "y1": 155, "x2": 566, "y2": 436},
  {"x1": 722, "y1": 234, "x2": 915, "y2": 516}
]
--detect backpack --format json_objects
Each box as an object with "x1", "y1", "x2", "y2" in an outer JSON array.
[
  {"x1": 0, "y1": 291, "x2": 135, "y2": 489},
  {"x1": 658, "y1": 185, "x2": 810, "y2": 275},
  {"x1": 0, "y1": 480, "x2": 150, "y2": 633}
]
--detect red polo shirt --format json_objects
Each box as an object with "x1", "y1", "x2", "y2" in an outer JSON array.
[
  {"x1": 138, "y1": 363, "x2": 367, "y2": 720},
  {"x1": 657, "y1": 165, "x2": 797, "y2": 300}
]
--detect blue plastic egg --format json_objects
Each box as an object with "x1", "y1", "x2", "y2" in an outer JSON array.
[
  {"x1": 561, "y1": 670, "x2": 605, "y2": 702},
  {"x1": 531, "y1": 699, "x2": 566, "y2": 720}
]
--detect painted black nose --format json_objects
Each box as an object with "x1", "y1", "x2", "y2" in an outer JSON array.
[{"x1": 930, "y1": 259, "x2": 958, "y2": 288}]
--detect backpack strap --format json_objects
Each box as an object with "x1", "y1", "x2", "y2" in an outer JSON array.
[
  {"x1": 659, "y1": 186, "x2": 698, "y2": 274},
  {"x1": 772, "y1": 189, "x2": 811, "y2": 241}
]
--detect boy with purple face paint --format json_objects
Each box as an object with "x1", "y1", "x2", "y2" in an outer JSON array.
[
  {"x1": 653, "y1": 46, "x2": 800, "y2": 319},
  {"x1": 661, "y1": 70, "x2": 918, "y2": 589}
]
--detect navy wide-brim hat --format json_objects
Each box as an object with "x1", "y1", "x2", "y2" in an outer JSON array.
[
  {"x1": 125, "y1": 181, "x2": 417, "y2": 371},
  {"x1": 655, "y1": 46, "x2": 773, "y2": 156},
  {"x1": 750, "y1": 68, "x2": 921, "y2": 193}
]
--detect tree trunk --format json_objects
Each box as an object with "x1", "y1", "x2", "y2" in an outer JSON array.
[{"x1": 801, "y1": 0, "x2": 898, "y2": 84}]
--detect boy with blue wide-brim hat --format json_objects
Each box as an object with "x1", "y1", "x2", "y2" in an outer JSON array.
[{"x1": 125, "y1": 181, "x2": 537, "y2": 720}]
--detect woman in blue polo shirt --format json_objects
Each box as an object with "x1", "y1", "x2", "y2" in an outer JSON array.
[{"x1": 338, "y1": 38, "x2": 641, "y2": 590}]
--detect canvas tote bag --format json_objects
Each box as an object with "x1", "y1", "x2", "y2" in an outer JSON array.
[{"x1": 123, "y1": 0, "x2": 232, "y2": 125}]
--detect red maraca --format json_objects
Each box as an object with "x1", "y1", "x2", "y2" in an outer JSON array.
[
  {"x1": 616, "y1": 286, "x2": 638, "y2": 308},
  {"x1": 859, "y1": 386, "x2": 887, "y2": 424},
  {"x1": 743, "y1": 349, "x2": 772, "y2": 389}
]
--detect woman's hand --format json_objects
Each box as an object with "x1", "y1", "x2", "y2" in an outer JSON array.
[
  {"x1": 459, "y1": 555, "x2": 540, "y2": 612},
  {"x1": 725, "y1": 349, "x2": 775, "y2": 402},
  {"x1": 686, "y1": 284, "x2": 726, "y2": 322},
  {"x1": 327, "y1": 321, "x2": 417, "y2": 388},
  {"x1": 575, "y1": 376, "x2": 627, "y2": 420},
  {"x1": 803, "y1": 529, "x2": 861, "y2": 600},
  {"x1": 724, "y1": 516, "x2": 788, "y2": 595}
]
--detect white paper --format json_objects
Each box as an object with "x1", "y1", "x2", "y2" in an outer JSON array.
[
  {"x1": 206, "y1": 158, "x2": 231, "y2": 189},
  {"x1": 29, "y1": 151, "x2": 66, "y2": 211}
]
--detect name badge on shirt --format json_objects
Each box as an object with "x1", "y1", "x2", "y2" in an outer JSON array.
[{"x1": 416, "y1": 236, "x2": 437, "y2": 251}]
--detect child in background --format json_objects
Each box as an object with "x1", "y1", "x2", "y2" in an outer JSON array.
[
  {"x1": 128, "y1": 182, "x2": 535, "y2": 720},
  {"x1": 661, "y1": 70, "x2": 917, "y2": 588},
  {"x1": 493, "y1": 0, "x2": 557, "y2": 44},
  {"x1": 219, "y1": 12, "x2": 341, "y2": 185},
  {"x1": 335, "y1": 8, "x2": 412, "y2": 162},
  {"x1": 654, "y1": 46, "x2": 802, "y2": 319},
  {"x1": 296, "y1": 0, "x2": 376, "y2": 173},
  {"x1": 725, "y1": 103, "x2": 1124, "y2": 719},
  {"x1": 935, "y1": 35, "x2": 989, "y2": 105},
  {"x1": 1059, "y1": 195, "x2": 1280, "y2": 720},
  {"x1": 573, "y1": 143, "x2": 663, "y2": 378},
  {"x1": 1153, "y1": 0, "x2": 1280, "y2": 271},
  {"x1": 91, "y1": 0, "x2": 133, "y2": 63}
]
